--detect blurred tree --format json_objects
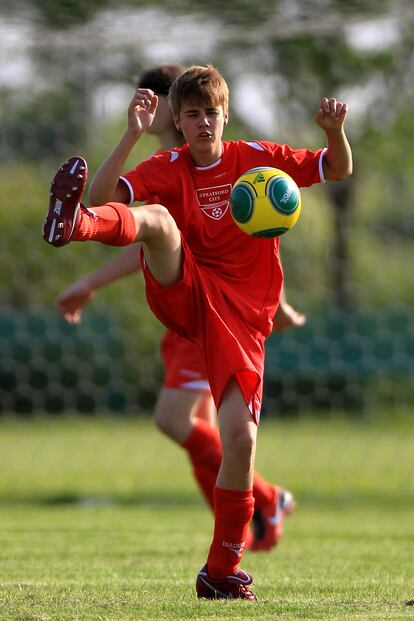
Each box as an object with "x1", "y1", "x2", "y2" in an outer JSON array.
[
  {"x1": 2, "y1": 0, "x2": 414, "y2": 306},
  {"x1": 0, "y1": 84, "x2": 89, "y2": 160},
  {"x1": 163, "y1": 0, "x2": 413, "y2": 308}
]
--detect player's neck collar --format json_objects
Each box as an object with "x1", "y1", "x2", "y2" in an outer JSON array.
[
  {"x1": 184, "y1": 141, "x2": 224, "y2": 171},
  {"x1": 195, "y1": 157, "x2": 222, "y2": 171}
]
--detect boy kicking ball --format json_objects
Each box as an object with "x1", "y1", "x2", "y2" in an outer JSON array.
[
  {"x1": 43, "y1": 65, "x2": 352, "y2": 600},
  {"x1": 55, "y1": 65, "x2": 298, "y2": 553}
]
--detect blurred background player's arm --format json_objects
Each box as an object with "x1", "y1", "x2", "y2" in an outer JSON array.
[
  {"x1": 89, "y1": 87, "x2": 159, "y2": 205},
  {"x1": 55, "y1": 244, "x2": 142, "y2": 324},
  {"x1": 315, "y1": 97, "x2": 353, "y2": 181},
  {"x1": 272, "y1": 286, "x2": 306, "y2": 332}
]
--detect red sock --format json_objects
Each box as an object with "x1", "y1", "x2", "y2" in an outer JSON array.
[
  {"x1": 72, "y1": 202, "x2": 137, "y2": 246},
  {"x1": 207, "y1": 487, "x2": 254, "y2": 579},
  {"x1": 182, "y1": 420, "x2": 276, "y2": 512},
  {"x1": 181, "y1": 419, "x2": 222, "y2": 510},
  {"x1": 252, "y1": 472, "x2": 277, "y2": 510}
]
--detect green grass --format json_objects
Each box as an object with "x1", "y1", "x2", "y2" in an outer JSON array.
[{"x1": 0, "y1": 415, "x2": 413, "y2": 620}]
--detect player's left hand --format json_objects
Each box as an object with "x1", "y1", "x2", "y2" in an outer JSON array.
[
  {"x1": 272, "y1": 300, "x2": 306, "y2": 332},
  {"x1": 315, "y1": 98, "x2": 348, "y2": 131}
]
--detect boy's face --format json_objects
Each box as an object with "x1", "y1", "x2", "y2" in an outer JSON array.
[{"x1": 175, "y1": 102, "x2": 228, "y2": 165}]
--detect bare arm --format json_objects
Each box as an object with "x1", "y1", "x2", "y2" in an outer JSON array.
[
  {"x1": 55, "y1": 244, "x2": 142, "y2": 324},
  {"x1": 89, "y1": 88, "x2": 159, "y2": 205},
  {"x1": 315, "y1": 97, "x2": 353, "y2": 181},
  {"x1": 89, "y1": 132, "x2": 140, "y2": 205},
  {"x1": 272, "y1": 286, "x2": 306, "y2": 332}
]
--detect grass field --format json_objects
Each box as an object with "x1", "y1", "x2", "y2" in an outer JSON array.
[{"x1": 0, "y1": 415, "x2": 412, "y2": 620}]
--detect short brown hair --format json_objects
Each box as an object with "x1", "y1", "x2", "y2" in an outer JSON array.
[
  {"x1": 168, "y1": 64, "x2": 229, "y2": 117},
  {"x1": 137, "y1": 64, "x2": 185, "y2": 96}
]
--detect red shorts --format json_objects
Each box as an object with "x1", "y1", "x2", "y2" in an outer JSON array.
[
  {"x1": 141, "y1": 239, "x2": 266, "y2": 424},
  {"x1": 160, "y1": 330, "x2": 210, "y2": 392}
]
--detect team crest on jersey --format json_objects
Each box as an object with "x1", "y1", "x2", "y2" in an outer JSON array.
[{"x1": 196, "y1": 184, "x2": 232, "y2": 220}]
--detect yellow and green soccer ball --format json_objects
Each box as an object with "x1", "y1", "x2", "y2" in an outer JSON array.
[{"x1": 230, "y1": 167, "x2": 302, "y2": 237}]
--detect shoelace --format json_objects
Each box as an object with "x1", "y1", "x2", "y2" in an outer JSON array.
[{"x1": 238, "y1": 584, "x2": 257, "y2": 600}]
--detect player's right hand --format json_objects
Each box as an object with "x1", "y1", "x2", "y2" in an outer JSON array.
[
  {"x1": 272, "y1": 300, "x2": 306, "y2": 332},
  {"x1": 55, "y1": 281, "x2": 96, "y2": 325},
  {"x1": 128, "y1": 87, "x2": 158, "y2": 136}
]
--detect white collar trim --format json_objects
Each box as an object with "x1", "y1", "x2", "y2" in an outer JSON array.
[{"x1": 195, "y1": 157, "x2": 222, "y2": 171}]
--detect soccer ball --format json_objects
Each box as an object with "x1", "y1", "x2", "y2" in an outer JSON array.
[{"x1": 230, "y1": 167, "x2": 302, "y2": 237}]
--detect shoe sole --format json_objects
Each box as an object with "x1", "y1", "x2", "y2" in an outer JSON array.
[{"x1": 43, "y1": 156, "x2": 88, "y2": 247}]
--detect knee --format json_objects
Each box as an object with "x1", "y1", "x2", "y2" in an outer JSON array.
[
  {"x1": 154, "y1": 405, "x2": 173, "y2": 437},
  {"x1": 147, "y1": 203, "x2": 171, "y2": 220},
  {"x1": 154, "y1": 401, "x2": 192, "y2": 445},
  {"x1": 140, "y1": 204, "x2": 177, "y2": 240},
  {"x1": 222, "y1": 425, "x2": 256, "y2": 465}
]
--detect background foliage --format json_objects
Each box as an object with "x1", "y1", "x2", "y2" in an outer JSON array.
[{"x1": 1, "y1": 0, "x2": 414, "y2": 414}]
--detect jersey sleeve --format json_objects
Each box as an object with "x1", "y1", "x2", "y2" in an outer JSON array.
[
  {"x1": 119, "y1": 151, "x2": 176, "y2": 205},
  {"x1": 254, "y1": 140, "x2": 326, "y2": 187}
]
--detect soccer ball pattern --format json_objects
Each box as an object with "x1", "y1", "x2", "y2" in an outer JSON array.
[{"x1": 230, "y1": 167, "x2": 302, "y2": 237}]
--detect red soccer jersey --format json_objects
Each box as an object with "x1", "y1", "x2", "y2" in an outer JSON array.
[
  {"x1": 121, "y1": 140, "x2": 325, "y2": 418},
  {"x1": 121, "y1": 139, "x2": 324, "y2": 336}
]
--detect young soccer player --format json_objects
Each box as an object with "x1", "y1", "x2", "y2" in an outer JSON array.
[
  {"x1": 43, "y1": 64, "x2": 352, "y2": 599},
  {"x1": 55, "y1": 64, "x2": 300, "y2": 551}
]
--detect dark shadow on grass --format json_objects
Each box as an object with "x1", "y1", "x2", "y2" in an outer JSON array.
[
  {"x1": 0, "y1": 490, "x2": 205, "y2": 508},
  {"x1": 0, "y1": 489, "x2": 413, "y2": 510},
  {"x1": 292, "y1": 490, "x2": 414, "y2": 511}
]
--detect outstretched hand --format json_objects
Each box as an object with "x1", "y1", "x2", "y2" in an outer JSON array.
[
  {"x1": 315, "y1": 97, "x2": 348, "y2": 131},
  {"x1": 127, "y1": 88, "x2": 158, "y2": 136},
  {"x1": 55, "y1": 281, "x2": 95, "y2": 325},
  {"x1": 272, "y1": 300, "x2": 306, "y2": 332}
]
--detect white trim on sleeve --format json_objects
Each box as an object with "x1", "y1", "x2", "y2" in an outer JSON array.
[
  {"x1": 246, "y1": 141, "x2": 265, "y2": 151},
  {"x1": 319, "y1": 147, "x2": 327, "y2": 183},
  {"x1": 119, "y1": 176, "x2": 135, "y2": 205}
]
